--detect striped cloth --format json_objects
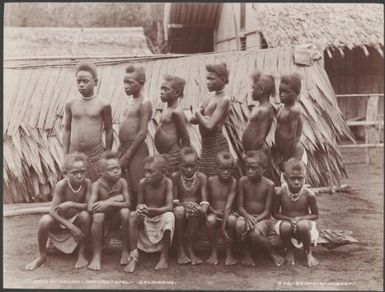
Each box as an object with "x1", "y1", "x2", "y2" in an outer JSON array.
[
  {"x1": 163, "y1": 147, "x2": 181, "y2": 176},
  {"x1": 83, "y1": 143, "x2": 104, "y2": 182},
  {"x1": 198, "y1": 130, "x2": 229, "y2": 177}
]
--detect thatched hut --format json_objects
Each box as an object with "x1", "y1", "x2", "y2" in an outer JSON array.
[{"x1": 4, "y1": 44, "x2": 352, "y2": 203}]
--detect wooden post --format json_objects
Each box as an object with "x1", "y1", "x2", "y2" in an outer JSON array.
[{"x1": 365, "y1": 95, "x2": 380, "y2": 165}]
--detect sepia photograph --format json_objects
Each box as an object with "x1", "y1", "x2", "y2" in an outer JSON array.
[{"x1": 3, "y1": 2, "x2": 384, "y2": 290}]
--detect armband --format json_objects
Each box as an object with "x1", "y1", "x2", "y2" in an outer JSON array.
[
  {"x1": 200, "y1": 201, "x2": 209, "y2": 206},
  {"x1": 173, "y1": 199, "x2": 180, "y2": 204}
]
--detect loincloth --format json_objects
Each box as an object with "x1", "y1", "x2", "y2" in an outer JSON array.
[
  {"x1": 119, "y1": 141, "x2": 148, "y2": 195},
  {"x1": 47, "y1": 214, "x2": 79, "y2": 254},
  {"x1": 274, "y1": 220, "x2": 319, "y2": 247},
  {"x1": 237, "y1": 216, "x2": 272, "y2": 237},
  {"x1": 83, "y1": 143, "x2": 105, "y2": 182},
  {"x1": 137, "y1": 212, "x2": 175, "y2": 253},
  {"x1": 199, "y1": 130, "x2": 229, "y2": 177},
  {"x1": 163, "y1": 147, "x2": 181, "y2": 175}
]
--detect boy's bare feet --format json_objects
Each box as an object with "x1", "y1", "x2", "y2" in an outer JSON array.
[
  {"x1": 124, "y1": 249, "x2": 139, "y2": 273},
  {"x1": 25, "y1": 256, "x2": 47, "y2": 271},
  {"x1": 155, "y1": 254, "x2": 168, "y2": 270},
  {"x1": 306, "y1": 251, "x2": 319, "y2": 267},
  {"x1": 285, "y1": 249, "x2": 295, "y2": 266},
  {"x1": 88, "y1": 254, "x2": 101, "y2": 270},
  {"x1": 120, "y1": 249, "x2": 130, "y2": 265},
  {"x1": 75, "y1": 254, "x2": 88, "y2": 269},
  {"x1": 225, "y1": 249, "x2": 238, "y2": 266},
  {"x1": 240, "y1": 250, "x2": 255, "y2": 266},
  {"x1": 207, "y1": 249, "x2": 218, "y2": 265},
  {"x1": 270, "y1": 252, "x2": 285, "y2": 267},
  {"x1": 177, "y1": 249, "x2": 191, "y2": 265},
  {"x1": 189, "y1": 250, "x2": 203, "y2": 265}
]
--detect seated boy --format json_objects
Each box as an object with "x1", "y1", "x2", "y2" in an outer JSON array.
[
  {"x1": 272, "y1": 158, "x2": 319, "y2": 267},
  {"x1": 206, "y1": 151, "x2": 238, "y2": 266},
  {"x1": 236, "y1": 151, "x2": 284, "y2": 267},
  {"x1": 126, "y1": 155, "x2": 175, "y2": 272},
  {"x1": 275, "y1": 73, "x2": 306, "y2": 176},
  {"x1": 172, "y1": 147, "x2": 209, "y2": 265},
  {"x1": 87, "y1": 151, "x2": 131, "y2": 271},
  {"x1": 25, "y1": 153, "x2": 91, "y2": 271},
  {"x1": 154, "y1": 75, "x2": 190, "y2": 174}
]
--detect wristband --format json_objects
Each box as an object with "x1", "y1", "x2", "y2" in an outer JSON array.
[{"x1": 200, "y1": 201, "x2": 209, "y2": 206}]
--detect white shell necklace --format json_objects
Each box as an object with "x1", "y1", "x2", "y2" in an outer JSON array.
[
  {"x1": 285, "y1": 184, "x2": 304, "y2": 202},
  {"x1": 180, "y1": 173, "x2": 197, "y2": 192},
  {"x1": 82, "y1": 94, "x2": 96, "y2": 100},
  {"x1": 67, "y1": 179, "x2": 82, "y2": 193}
]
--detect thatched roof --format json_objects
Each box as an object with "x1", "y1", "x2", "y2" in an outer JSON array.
[
  {"x1": 3, "y1": 48, "x2": 353, "y2": 203},
  {"x1": 252, "y1": 3, "x2": 384, "y2": 54},
  {"x1": 4, "y1": 27, "x2": 152, "y2": 58}
]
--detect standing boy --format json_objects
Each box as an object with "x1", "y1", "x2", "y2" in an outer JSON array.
[
  {"x1": 25, "y1": 153, "x2": 91, "y2": 271},
  {"x1": 190, "y1": 63, "x2": 231, "y2": 177},
  {"x1": 172, "y1": 147, "x2": 209, "y2": 265},
  {"x1": 126, "y1": 155, "x2": 175, "y2": 272},
  {"x1": 206, "y1": 151, "x2": 238, "y2": 266},
  {"x1": 154, "y1": 75, "x2": 190, "y2": 174},
  {"x1": 87, "y1": 152, "x2": 131, "y2": 271},
  {"x1": 273, "y1": 159, "x2": 319, "y2": 267},
  {"x1": 63, "y1": 63, "x2": 113, "y2": 181},
  {"x1": 236, "y1": 151, "x2": 284, "y2": 267},
  {"x1": 119, "y1": 65, "x2": 152, "y2": 209},
  {"x1": 275, "y1": 73, "x2": 306, "y2": 173}
]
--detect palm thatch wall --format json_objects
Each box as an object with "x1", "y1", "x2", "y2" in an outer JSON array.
[{"x1": 4, "y1": 47, "x2": 353, "y2": 203}]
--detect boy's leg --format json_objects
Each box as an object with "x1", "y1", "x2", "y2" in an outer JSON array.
[
  {"x1": 235, "y1": 217, "x2": 255, "y2": 266},
  {"x1": 248, "y1": 220, "x2": 284, "y2": 267},
  {"x1": 25, "y1": 214, "x2": 58, "y2": 271},
  {"x1": 186, "y1": 214, "x2": 203, "y2": 265},
  {"x1": 279, "y1": 221, "x2": 296, "y2": 266},
  {"x1": 155, "y1": 230, "x2": 171, "y2": 270},
  {"x1": 206, "y1": 213, "x2": 219, "y2": 265},
  {"x1": 88, "y1": 212, "x2": 105, "y2": 270},
  {"x1": 296, "y1": 220, "x2": 318, "y2": 267},
  {"x1": 224, "y1": 214, "x2": 238, "y2": 266},
  {"x1": 174, "y1": 206, "x2": 191, "y2": 264},
  {"x1": 124, "y1": 211, "x2": 139, "y2": 273},
  {"x1": 74, "y1": 211, "x2": 91, "y2": 269},
  {"x1": 119, "y1": 208, "x2": 130, "y2": 265}
]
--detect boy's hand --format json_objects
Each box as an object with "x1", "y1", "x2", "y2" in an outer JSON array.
[
  {"x1": 92, "y1": 201, "x2": 109, "y2": 213},
  {"x1": 215, "y1": 209, "x2": 224, "y2": 218},
  {"x1": 136, "y1": 204, "x2": 148, "y2": 216},
  {"x1": 290, "y1": 218, "x2": 297, "y2": 234},
  {"x1": 54, "y1": 202, "x2": 73, "y2": 215},
  {"x1": 222, "y1": 227, "x2": 233, "y2": 245},
  {"x1": 146, "y1": 207, "x2": 157, "y2": 217},
  {"x1": 69, "y1": 225, "x2": 85, "y2": 242}
]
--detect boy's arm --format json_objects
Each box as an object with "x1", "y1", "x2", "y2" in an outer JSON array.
[
  {"x1": 253, "y1": 110, "x2": 271, "y2": 149},
  {"x1": 254, "y1": 182, "x2": 274, "y2": 222},
  {"x1": 272, "y1": 190, "x2": 292, "y2": 221},
  {"x1": 222, "y1": 179, "x2": 237, "y2": 229},
  {"x1": 296, "y1": 191, "x2": 319, "y2": 221},
  {"x1": 49, "y1": 183, "x2": 78, "y2": 230},
  {"x1": 199, "y1": 174, "x2": 209, "y2": 214},
  {"x1": 195, "y1": 99, "x2": 230, "y2": 131},
  {"x1": 87, "y1": 182, "x2": 100, "y2": 212},
  {"x1": 137, "y1": 179, "x2": 145, "y2": 206},
  {"x1": 237, "y1": 179, "x2": 250, "y2": 218},
  {"x1": 62, "y1": 102, "x2": 72, "y2": 155},
  {"x1": 103, "y1": 103, "x2": 113, "y2": 151},
  {"x1": 173, "y1": 110, "x2": 190, "y2": 147},
  {"x1": 120, "y1": 101, "x2": 152, "y2": 164},
  {"x1": 103, "y1": 179, "x2": 131, "y2": 209},
  {"x1": 172, "y1": 173, "x2": 181, "y2": 207},
  {"x1": 147, "y1": 179, "x2": 174, "y2": 216}
]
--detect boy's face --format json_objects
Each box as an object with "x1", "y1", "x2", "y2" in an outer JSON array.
[
  {"x1": 67, "y1": 160, "x2": 86, "y2": 186},
  {"x1": 217, "y1": 160, "x2": 234, "y2": 182},
  {"x1": 124, "y1": 72, "x2": 142, "y2": 96},
  {"x1": 279, "y1": 81, "x2": 297, "y2": 105},
  {"x1": 76, "y1": 71, "x2": 96, "y2": 98},
  {"x1": 252, "y1": 79, "x2": 264, "y2": 101},
  {"x1": 102, "y1": 159, "x2": 121, "y2": 182},
  {"x1": 160, "y1": 81, "x2": 178, "y2": 103},
  {"x1": 180, "y1": 154, "x2": 199, "y2": 179},
  {"x1": 245, "y1": 158, "x2": 265, "y2": 181},
  {"x1": 206, "y1": 72, "x2": 225, "y2": 92},
  {"x1": 285, "y1": 169, "x2": 305, "y2": 194},
  {"x1": 144, "y1": 162, "x2": 164, "y2": 185}
]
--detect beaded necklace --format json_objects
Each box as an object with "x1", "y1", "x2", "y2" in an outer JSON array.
[
  {"x1": 285, "y1": 184, "x2": 304, "y2": 202},
  {"x1": 67, "y1": 179, "x2": 82, "y2": 193},
  {"x1": 180, "y1": 173, "x2": 197, "y2": 192}
]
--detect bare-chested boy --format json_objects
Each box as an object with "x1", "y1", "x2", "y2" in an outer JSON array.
[
  {"x1": 87, "y1": 152, "x2": 131, "y2": 271},
  {"x1": 273, "y1": 159, "x2": 319, "y2": 267},
  {"x1": 119, "y1": 65, "x2": 152, "y2": 209},
  {"x1": 206, "y1": 151, "x2": 238, "y2": 266},
  {"x1": 126, "y1": 155, "x2": 175, "y2": 272},
  {"x1": 236, "y1": 151, "x2": 285, "y2": 267},
  {"x1": 190, "y1": 63, "x2": 230, "y2": 177},
  {"x1": 63, "y1": 63, "x2": 113, "y2": 181},
  {"x1": 154, "y1": 75, "x2": 190, "y2": 174},
  {"x1": 275, "y1": 73, "x2": 306, "y2": 173},
  {"x1": 172, "y1": 147, "x2": 209, "y2": 265},
  {"x1": 25, "y1": 153, "x2": 91, "y2": 271}
]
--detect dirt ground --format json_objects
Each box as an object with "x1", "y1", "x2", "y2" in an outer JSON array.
[{"x1": 3, "y1": 161, "x2": 383, "y2": 290}]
